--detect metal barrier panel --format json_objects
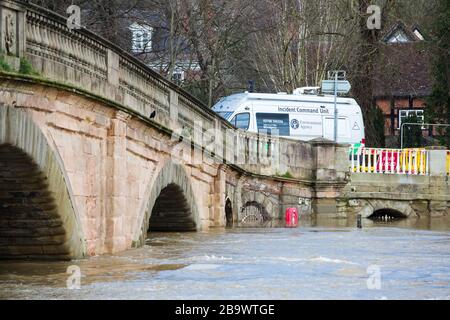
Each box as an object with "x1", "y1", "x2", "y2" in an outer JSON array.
[{"x1": 447, "y1": 151, "x2": 450, "y2": 176}]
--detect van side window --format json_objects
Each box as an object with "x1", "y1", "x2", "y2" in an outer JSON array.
[
  {"x1": 256, "y1": 113, "x2": 290, "y2": 136},
  {"x1": 230, "y1": 113, "x2": 250, "y2": 130}
]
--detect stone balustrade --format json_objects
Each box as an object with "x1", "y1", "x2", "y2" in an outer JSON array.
[{"x1": 1, "y1": 0, "x2": 345, "y2": 183}]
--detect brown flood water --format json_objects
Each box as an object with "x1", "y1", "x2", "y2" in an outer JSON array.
[{"x1": 1, "y1": 216, "x2": 449, "y2": 300}]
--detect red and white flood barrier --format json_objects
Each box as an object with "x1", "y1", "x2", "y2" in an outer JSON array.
[{"x1": 349, "y1": 147, "x2": 429, "y2": 175}]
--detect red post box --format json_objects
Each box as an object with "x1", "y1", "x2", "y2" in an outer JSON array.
[{"x1": 285, "y1": 208, "x2": 298, "y2": 227}]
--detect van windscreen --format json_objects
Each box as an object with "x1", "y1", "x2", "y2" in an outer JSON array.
[
  {"x1": 216, "y1": 112, "x2": 233, "y2": 120},
  {"x1": 230, "y1": 113, "x2": 250, "y2": 130},
  {"x1": 256, "y1": 113, "x2": 290, "y2": 136}
]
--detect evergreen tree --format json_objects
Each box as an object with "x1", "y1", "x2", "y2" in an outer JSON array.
[{"x1": 425, "y1": 0, "x2": 450, "y2": 147}]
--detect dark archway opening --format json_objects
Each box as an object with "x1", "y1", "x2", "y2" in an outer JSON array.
[
  {"x1": 148, "y1": 183, "x2": 196, "y2": 232},
  {"x1": 240, "y1": 201, "x2": 271, "y2": 225},
  {"x1": 368, "y1": 209, "x2": 407, "y2": 221},
  {"x1": 225, "y1": 198, "x2": 233, "y2": 228},
  {"x1": 0, "y1": 144, "x2": 70, "y2": 260}
]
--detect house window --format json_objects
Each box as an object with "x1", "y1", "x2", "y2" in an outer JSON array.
[
  {"x1": 130, "y1": 23, "x2": 153, "y2": 53},
  {"x1": 171, "y1": 71, "x2": 184, "y2": 84},
  {"x1": 398, "y1": 109, "x2": 424, "y2": 129}
]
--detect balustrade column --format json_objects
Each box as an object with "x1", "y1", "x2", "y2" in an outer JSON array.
[
  {"x1": 107, "y1": 49, "x2": 119, "y2": 87},
  {"x1": 169, "y1": 90, "x2": 179, "y2": 130}
]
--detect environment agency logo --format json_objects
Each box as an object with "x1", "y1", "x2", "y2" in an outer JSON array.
[{"x1": 291, "y1": 119, "x2": 299, "y2": 130}]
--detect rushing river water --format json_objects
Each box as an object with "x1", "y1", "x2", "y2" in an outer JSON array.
[{"x1": 1, "y1": 217, "x2": 450, "y2": 300}]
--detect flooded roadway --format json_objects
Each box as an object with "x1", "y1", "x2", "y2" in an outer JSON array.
[{"x1": 0, "y1": 217, "x2": 449, "y2": 300}]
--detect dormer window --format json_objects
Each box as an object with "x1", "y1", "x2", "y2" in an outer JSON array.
[
  {"x1": 382, "y1": 21, "x2": 425, "y2": 44},
  {"x1": 130, "y1": 23, "x2": 153, "y2": 53},
  {"x1": 413, "y1": 28, "x2": 424, "y2": 40},
  {"x1": 387, "y1": 30, "x2": 410, "y2": 43}
]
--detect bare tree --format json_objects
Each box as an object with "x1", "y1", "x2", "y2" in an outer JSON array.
[
  {"x1": 246, "y1": 0, "x2": 351, "y2": 93},
  {"x1": 31, "y1": 0, "x2": 140, "y2": 50},
  {"x1": 180, "y1": 0, "x2": 261, "y2": 106}
]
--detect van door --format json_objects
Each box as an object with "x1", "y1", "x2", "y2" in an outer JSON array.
[
  {"x1": 350, "y1": 115, "x2": 363, "y2": 144},
  {"x1": 337, "y1": 117, "x2": 350, "y2": 142},
  {"x1": 323, "y1": 117, "x2": 334, "y2": 140},
  {"x1": 323, "y1": 117, "x2": 350, "y2": 142}
]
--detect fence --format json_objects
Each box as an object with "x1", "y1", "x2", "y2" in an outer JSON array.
[
  {"x1": 447, "y1": 151, "x2": 450, "y2": 176},
  {"x1": 349, "y1": 147, "x2": 429, "y2": 175}
]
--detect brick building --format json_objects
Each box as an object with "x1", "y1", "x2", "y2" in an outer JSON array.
[{"x1": 373, "y1": 21, "x2": 432, "y2": 147}]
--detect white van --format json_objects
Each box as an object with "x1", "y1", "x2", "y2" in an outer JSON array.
[{"x1": 212, "y1": 89, "x2": 365, "y2": 145}]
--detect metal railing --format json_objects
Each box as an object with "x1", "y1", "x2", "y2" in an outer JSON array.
[{"x1": 349, "y1": 146, "x2": 429, "y2": 175}]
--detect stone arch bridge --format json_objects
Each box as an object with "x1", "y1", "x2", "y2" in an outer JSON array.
[{"x1": 0, "y1": 1, "x2": 448, "y2": 260}]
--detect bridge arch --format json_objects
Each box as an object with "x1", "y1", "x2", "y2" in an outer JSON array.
[
  {"x1": 240, "y1": 201, "x2": 271, "y2": 224},
  {"x1": 237, "y1": 189, "x2": 279, "y2": 226},
  {"x1": 369, "y1": 208, "x2": 407, "y2": 220},
  {"x1": 0, "y1": 107, "x2": 86, "y2": 260},
  {"x1": 358, "y1": 200, "x2": 417, "y2": 219},
  {"x1": 133, "y1": 160, "x2": 200, "y2": 246}
]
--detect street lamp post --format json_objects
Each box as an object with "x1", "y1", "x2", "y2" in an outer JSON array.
[
  {"x1": 321, "y1": 71, "x2": 351, "y2": 143},
  {"x1": 333, "y1": 72, "x2": 338, "y2": 142}
]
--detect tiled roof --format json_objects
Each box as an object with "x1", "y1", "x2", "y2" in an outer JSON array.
[{"x1": 373, "y1": 42, "x2": 433, "y2": 98}]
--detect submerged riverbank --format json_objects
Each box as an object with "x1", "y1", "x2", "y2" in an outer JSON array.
[{"x1": 1, "y1": 217, "x2": 449, "y2": 300}]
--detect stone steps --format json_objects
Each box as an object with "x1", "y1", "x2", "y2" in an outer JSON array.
[
  {"x1": 149, "y1": 221, "x2": 196, "y2": 231},
  {"x1": 0, "y1": 196, "x2": 55, "y2": 205},
  {"x1": 0, "y1": 243, "x2": 72, "y2": 258},
  {"x1": 0, "y1": 169, "x2": 43, "y2": 178},
  {"x1": 146, "y1": 183, "x2": 197, "y2": 232},
  {"x1": 0, "y1": 180, "x2": 49, "y2": 191},
  {"x1": 150, "y1": 215, "x2": 195, "y2": 223},
  {"x1": 0, "y1": 234, "x2": 67, "y2": 246},
  {"x1": 0, "y1": 225, "x2": 67, "y2": 237},
  {"x1": 0, "y1": 145, "x2": 70, "y2": 260},
  {"x1": 1, "y1": 202, "x2": 58, "y2": 212},
  {"x1": 151, "y1": 211, "x2": 193, "y2": 219},
  {"x1": 0, "y1": 191, "x2": 52, "y2": 199},
  {"x1": 152, "y1": 199, "x2": 189, "y2": 207},
  {"x1": 0, "y1": 209, "x2": 58, "y2": 220},
  {"x1": 0, "y1": 218, "x2": 63, "y2": 228}
]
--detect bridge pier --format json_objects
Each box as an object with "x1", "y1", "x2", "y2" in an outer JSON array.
[{"x1": 105, "y1": 111, "x2": 131, "y2": 253}]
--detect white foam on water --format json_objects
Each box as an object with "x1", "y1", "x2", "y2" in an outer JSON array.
[
  {"x1": 184, "y1": 255, "x2": 232, "y2": 262},
  {"x1": 273, "y1": 257, "x2": 305, "y2": 262},
  {"x1": 308, "y1": 256, "x2": 358, "y2": 265},
  {"x1": 183, "y1": 264, "x2": 221, "y2": 271},
  {"x1": 271, "y1": 256, "x2": 358, "y2": 265},
  {"x1": 204, "y1": 255, "x2": 232, "y2": 261}
]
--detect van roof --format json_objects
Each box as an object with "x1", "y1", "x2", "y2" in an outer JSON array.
[{"x1": 212, "y1": 92, "x2": 358, "y2": 112}]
